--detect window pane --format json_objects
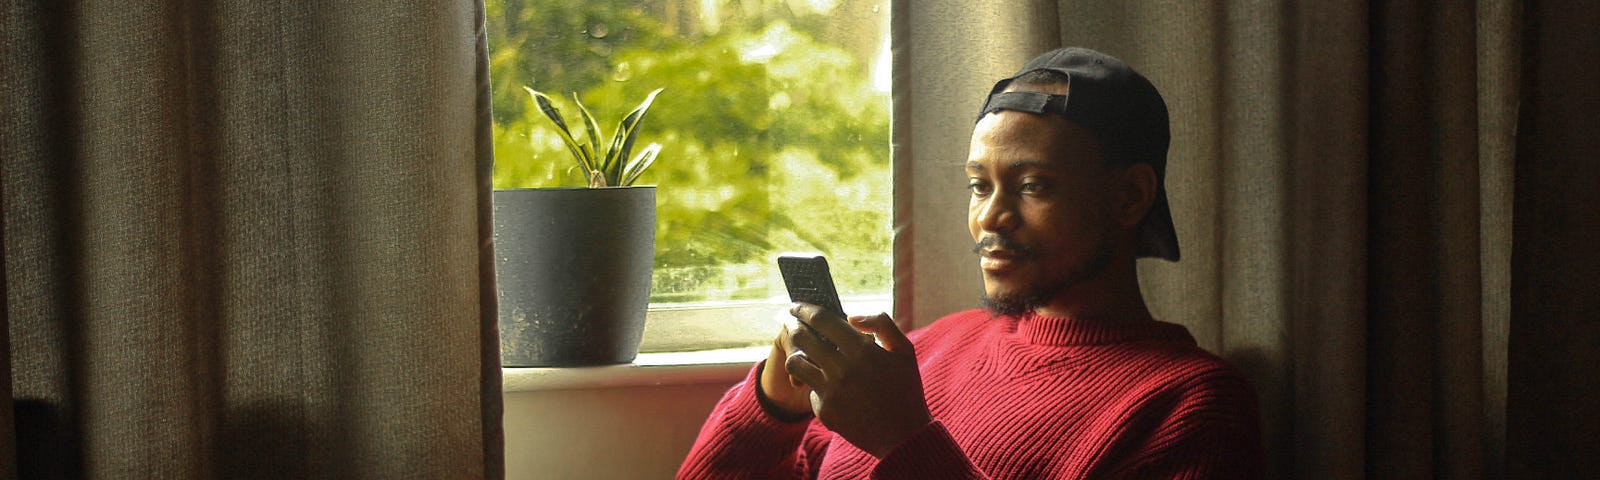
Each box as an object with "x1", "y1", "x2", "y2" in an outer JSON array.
[{"x1": 486, "y1": 0, "x2": 891, "y2": 307}]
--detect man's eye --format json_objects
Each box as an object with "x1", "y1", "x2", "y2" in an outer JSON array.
[
  {"x1": 967, "y1": 181, "x2": 992, "y2": 196},
  {"x1": 1020, "y1": 182, "x2": 1046, "y2": 194}
]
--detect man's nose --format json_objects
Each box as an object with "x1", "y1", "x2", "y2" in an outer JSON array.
[{"x1": 974, "y1": 193, "x2": 1018, "y2": 233}]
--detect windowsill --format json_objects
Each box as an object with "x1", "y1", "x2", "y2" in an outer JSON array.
[
  {"x1": 500, "y1": 296, "x2": 890, "y2": 393},
  {"x1": 502, "y1": 346, "x2": 766, "y2": 393}
]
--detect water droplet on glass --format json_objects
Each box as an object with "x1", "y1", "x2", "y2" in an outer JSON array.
[
  {"x1": 590, "y1": 23, "x2": 609, "y2": 39},
  {"x1": 613, "y1": 62, "x2": 633, "y2": 82}
]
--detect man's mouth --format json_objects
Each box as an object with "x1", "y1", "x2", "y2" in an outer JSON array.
[
  {"x1": 973, "y1": 237, "x2": 1032, "y2": 273},
  {"x1": 979, "y1": 251, "x2": 1019, "y2": 272},
  {"x1": 980, "y1": 249, "x2": 1016, "y2": 259}
]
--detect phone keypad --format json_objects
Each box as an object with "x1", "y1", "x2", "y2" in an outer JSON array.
[{"x1": 780, "y1": 257, "x2": 846, "y2": 318}]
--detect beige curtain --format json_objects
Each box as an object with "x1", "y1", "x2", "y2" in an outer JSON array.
[
  {"x1": 2, "y1": 1, "x2": 503, "y2": 478},
  {"x1": 894, "y1": 1, "x2": 1599, "y2": 478}
]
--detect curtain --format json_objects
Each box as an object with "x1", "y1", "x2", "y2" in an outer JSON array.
[
  {"x1": 2, "y1": 0, "x2": 503, "y2": 478},
  {"x1": 894, "y1": 1, "x2": 1599, "y2": 478},
  {"x1": 1, "y1": 167, "x2": 12, "y2": 476}
]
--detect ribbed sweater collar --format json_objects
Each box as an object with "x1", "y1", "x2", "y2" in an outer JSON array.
[{"x1": 1012, "y1": 311, "x2": 1193, "y2": 346}]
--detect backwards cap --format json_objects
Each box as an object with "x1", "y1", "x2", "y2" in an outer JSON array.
[{"x1": 977, "y1": 47, "x2": 1180, "y2": 262}]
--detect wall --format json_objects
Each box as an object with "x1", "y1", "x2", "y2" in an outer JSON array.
[{"x1": 502, "y1": 377, "x2": 742, "y2": 479}]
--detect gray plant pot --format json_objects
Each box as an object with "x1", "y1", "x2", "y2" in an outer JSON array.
[{"x1": 493, "y1": 187, "x2": 655, "y2": 367}]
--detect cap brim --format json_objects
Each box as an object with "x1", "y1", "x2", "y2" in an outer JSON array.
[{"x1": 1138, "y1": 188, "x2": 1181, "y2": 262}]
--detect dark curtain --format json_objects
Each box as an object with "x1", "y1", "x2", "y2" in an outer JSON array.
[
  {"x1": 1504, "y1": 1, "x2": 1600, "y2": 477},
  {"x1": 2, "y1": 0, "x2": 503, "y2": 477}
]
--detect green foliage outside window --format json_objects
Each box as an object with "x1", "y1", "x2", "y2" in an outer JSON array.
[{"x1": 487, "y1": 0, "x2": 891, "y2": 303}]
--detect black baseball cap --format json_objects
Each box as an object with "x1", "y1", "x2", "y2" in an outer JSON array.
[{"x1": 976, "y1": 47, "x2": 1180, "y2": 262}]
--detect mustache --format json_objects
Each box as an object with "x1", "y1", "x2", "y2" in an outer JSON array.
[{"x1": 972, "y1": 236, "x2": 1035, "y2": 259}]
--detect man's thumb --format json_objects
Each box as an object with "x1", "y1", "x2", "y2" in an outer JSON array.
[{"x1": 852, "y1": 313, "x2": 912, "y2": 353}]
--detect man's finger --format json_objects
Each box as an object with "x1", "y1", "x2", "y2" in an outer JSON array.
[
  {"x1": 793, "y1": 302, "x2": 868, "y2": 355},
  {"x1": 851, "y1": 312, "x2": 914, "y2": 354},
  {"x1": 784, "y1": 352, "x2": 827, "y2": 391},
  {"x1": 776, "y1": 323, "x2": 796, "y2": 354},
  {"x1": 767, "y1": 326, "x2": 807, "y2": 390},
  {"x1": 788, "y1": 319, "x2": 844, "y2": 371}
]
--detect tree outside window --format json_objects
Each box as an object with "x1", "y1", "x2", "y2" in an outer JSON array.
[{"x1": 488, "y1": 0, "x2": 891, "y2": 308}]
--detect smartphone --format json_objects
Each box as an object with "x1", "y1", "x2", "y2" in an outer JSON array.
[{"x1": 778, "y1": 253, "x2": 847, "y2": 319}]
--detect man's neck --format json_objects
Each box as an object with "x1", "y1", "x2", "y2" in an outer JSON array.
[{"x1": 1034, "y1": 259, "x2": 1153, "y2": 322}]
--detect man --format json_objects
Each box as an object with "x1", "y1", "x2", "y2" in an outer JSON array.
[{"x1": 678, "y1": 47, "x2": 1263, "y2": 479}]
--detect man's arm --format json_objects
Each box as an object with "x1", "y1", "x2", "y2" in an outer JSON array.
[
  {"x1": 784, "y1": 306, "x2": 934, "y2": 457},
  {"x1": 784, "y1": 305, "x2": 999, "y2": 479},
  {"x1": 679, "y1": 318, "x2": 846, "y2": 480},
  {"x1": 693, "y1": 305, "x2": 999, "y2": 480}
]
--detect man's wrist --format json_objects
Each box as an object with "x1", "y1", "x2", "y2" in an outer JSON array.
[
  {"x1": 755, "y1": 360, "x2": 815, "y2": 423},
  {"x1": 864, "y1": 414, "x2": 936, "y2": 458}
]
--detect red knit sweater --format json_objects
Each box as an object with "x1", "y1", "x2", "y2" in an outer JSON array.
[{"x1": 677, "y1": 309, "x2": 1264, "y2": 479}]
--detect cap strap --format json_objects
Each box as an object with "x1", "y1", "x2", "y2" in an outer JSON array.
[{"x1": 977, "y1": 91, "x2": 1070, "y2": 122}]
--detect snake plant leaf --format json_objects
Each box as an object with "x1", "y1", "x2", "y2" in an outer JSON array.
[
  {"x1": 603, "y1": 124, "x2": 628, "y2": 183},
  {"x1": 621, "y1": 143, "x2": 661, "y2": 186},
  {"x1": 524, "y1": 86, "x2": 663, "y2": 188},
  {"x1": 608, "y1": 88, "x2": 664, "y2": 185},
  {"x1": 526, "y1": 87, "x2": 570, "y2": 132},
  {"x1": 571, "y1": 93, "x2": 605, "y2": 179},
  {"x1": 526, "y1": 87, "x2": 594, "y2": 174},
  {"x1": 576, "y1": 142, "x2": 595, "y2": 170}
]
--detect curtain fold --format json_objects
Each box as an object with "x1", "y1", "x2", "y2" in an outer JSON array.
[
  {"x1": 472, "y1": 3, "x2": 507, "y2": 478},
  {"x1": 0, "y1": 163, "x2": 12, "y2": 477},
  {"x1": 1366, "y1": 2, "x2": 1486, "y2": 478},
  {"x1": 3, "y1": 0, "x2": 502, "y2": 478},
  {"x1": 1505, "y1": 1, "x2": 1600, "y2": 477},
  {"x1": 896, "y1": 1, "x2": 1596, "y2": 478}
]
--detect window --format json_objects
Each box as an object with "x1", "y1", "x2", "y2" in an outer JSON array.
[{"x1": 487, "y1": 0, "x2": 892, "y2": 352}]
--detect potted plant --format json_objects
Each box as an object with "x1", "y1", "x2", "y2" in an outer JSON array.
[{"x1": 495, "y1": 87, "x2": 664, "y2": 367}]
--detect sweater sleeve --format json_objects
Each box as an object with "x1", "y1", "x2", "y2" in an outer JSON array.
[
  {"x1": 1106, "y1": 368, "x2": 1265, "y2": 480},
  {"x1": 676, "y1": 361, "x2": 832, "y2": 480},
  {"x1": 863, "y1": 311, "x2": 992, "y2": 480},
  {"x1": 869, "y1": 421, "x2": 990, "y2": 480}
]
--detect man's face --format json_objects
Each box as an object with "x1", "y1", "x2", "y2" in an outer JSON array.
[{"x1": 966, "y1": 105, "x2": 1119, "y2": 316}]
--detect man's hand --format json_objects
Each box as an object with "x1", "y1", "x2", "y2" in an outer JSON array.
[
  {"x1": 784, "y1": 303, "x2": 934, "y2": 458},
  {"x1": 758, "y1": 322, "x2": 815, "y2": 419}
]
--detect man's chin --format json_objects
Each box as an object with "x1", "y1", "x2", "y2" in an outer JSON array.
[
  {"x1": 980, "y1": 287, "x2": 1037, "y2": 317},
  {"x1": 980, "y1": 271, "x2": 1070, "y2": 317}
]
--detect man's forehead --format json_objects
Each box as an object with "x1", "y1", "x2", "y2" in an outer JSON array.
[
  {"x1": 965, "y1": 158, "x2": 1056, "y2": 172},
  {"x1": 968, "y1": 110, "x2": 1103, "y2": 171},
  {"x1": 973, "y1": 108, "x2": 1083, "y2": 147}
]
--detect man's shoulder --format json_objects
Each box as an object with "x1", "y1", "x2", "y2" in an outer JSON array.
[{"x1": 1118, "y1": 336, "x2": 1257, "y2": 401}]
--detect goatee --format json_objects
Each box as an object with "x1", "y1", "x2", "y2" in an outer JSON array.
[{"x1": 978, "y1": 241, "x2": 1115, "y2": 318}]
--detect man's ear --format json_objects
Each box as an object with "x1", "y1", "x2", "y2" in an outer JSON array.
[{"x1": 1117, "y1": 163, "x2": 1158, "y2": 228}]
